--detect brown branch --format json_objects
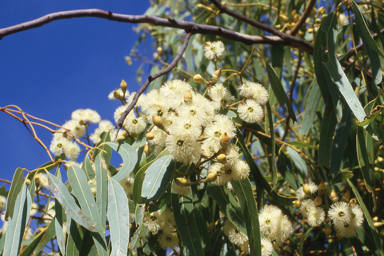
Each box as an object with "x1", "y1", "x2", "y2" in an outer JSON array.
[
  {"x1": 289, "y1": 0, "x2": 317, "y2": 36},
  {"x1": 115, "y1": 33, "x2": 193, "y2": 134},
  {"x1": 209, "y1": 0, "x2": 314, "y2": 53},
  {"x1": 0, "y1": 8, "x2": 313, "y2": 54}
]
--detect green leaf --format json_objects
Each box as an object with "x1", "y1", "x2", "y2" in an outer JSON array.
[
  {"x1": 350, "y1": 0, "x2": 383, "y2": 85},
  {"x1": 348, "y1": 179, "x2": 384, "y2": 255},
  {"x1": 299, "y1": 226, "x2": 314, "y2": 255},
  {"x1": 277, "y1": 151, "x2": 299, "y2": 190},
  {"x1": 55, "y1": 218, "x2": 66, "y2": 255},
  {"x1": 231, "y1": 179, "x2": 261, "y2": 256},
  {"x1": 356, "y1": 127, "x2": 375, "y2": 193},
  {"x1": 330, "y1": 171, "x2": 354, "y2": 185},
  {"x1": 208, "y1": 229, "x2": 223, "y2": 256},
  {"x1": 322, "y1": 12, "x2": 366, "y2": 123},
  {"x1": 34, "y1": 219, "x2": 56, "y2": 254},
  {"x1": 66, "y1": 219, "x2": 83, "y2": 256},
  {"x1": 93, "y1": 132, "x2": 112, "y2": 167},
  {"x1": 318, "y1": 99, "x2": 337, "y2": 168},
  {"x1": 206, "y1": 183, "x2": 246, "y2": 234},
  {"x1": 19, "y1": 227, "x2": 45, "y2": 256},
  {"x1": 82, "y1": 155, "x2": 95, "y2": 180},
  {"x1": 171, "y1": 181, "x2": 204, "y2": 255},
  {"x1": 106, "y1": 142, "x2": 137, "y2": 182},
  {"x1": 95, "y1": 154, "x2": 108, "y2": 229},
  {"x1": 91, "y1": 233, "x2": 109, "y2": 256},
  {"x1": 133, "y1": 160, "x2": 154, "y2": 204},
  {"x1": 286, "y1": 141, "x2": 317, "y2": 149},
  {"x1": 301, "y1": 81, "x2": 321, "y2": 136},
  {"x1": 4, "y1": 183, "x2": 32, "y2": 256},
  {"x1": 264, "y1": 60, "x2": 297, "y2": 122},
  {"x1": 47, "y1": 173, "x2": 103, "y2": 233},
  {"x1": 107, "y1": 177, "x2": 130, "y2": 256},
  {"x1": 356, "y1": 105, "x2": 383, "y2": 127},
  {"x1": 236, "y1": 127, "x2": 294, "y2": 205},
  {"x1": 266, "y1": 102, "x2": 277, "y2": 187},
  {"x1": 330, "y1": 105, "x2": 353, "y2": 174},
  {"x1": 5, "y1": 168, "x2": 24, "y2": 221},
  {"x1": 141, "y1": 155, "x2": 173, "y2": 202},
  {"x1": 67, "y1": 165, "x2": 102, "y2": 227}
]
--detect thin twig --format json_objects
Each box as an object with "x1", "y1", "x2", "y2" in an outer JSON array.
[
  {"x1": 289, "y1": 0, "x2": 317, "y2": 36},
  {"x1": 0, "y1": 8, "x2": 313, "y2": 53},
  {"x1": 210, "y1": 0, "x2": 314, "y2": 53},
  {"x1": 115, "y1": 33, "x2": 193, "y2": 134}
]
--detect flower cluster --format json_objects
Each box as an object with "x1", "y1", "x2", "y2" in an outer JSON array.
[
  {"x1": 259, "y1": 205, "x2": 292, "y2": 250},
  {"x1": 328, "y1": 201, "x2": 364, "y2": 238}
]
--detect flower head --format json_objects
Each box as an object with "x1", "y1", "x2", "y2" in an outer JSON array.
[
  {"x1": 204, "y1": 41, "x2": 225, "y2": 60},
  {"x1": 238, "y1": 100, "x2": 263, "y2": 123}
]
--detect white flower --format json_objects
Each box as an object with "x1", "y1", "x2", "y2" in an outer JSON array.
[
  {"x1": 231, "y1": 160, "x2": 250, "y2": 181},
  {"x1": 35, "y1": 172, "x2": 50, "y2": 190},
  {"x1": 168, "y1": 117, "x2": 202, "y2": 141},
  {"x1": 159, "y1": 79, "x2": 191, "y2": 109},
  {"x1": 238, "y1": 81, "x2": 269, "y2": 105},
  {"x1": 166, "y1": 134, "x2": 201, "y2": 164},
  {"x1": 228, "y1": 228, "x2": 248, "y2": 246},
  {"x1": 300, "y1": 199, "x2": 316, "y2": 217},
  {"x1": 237, "y1": 100, "x2": 263, "y2": 123},
  {"x1": 261, "y1": 237, "x2": 273, "y2": 256},
  {"x1": 0, "y1": 196, "x2": 6, "y2": 212},
  {"x1": 223, "y1": 144, "x2": 240, "y2": 165},
  {"x1": 172, "y1": 182, "x2": 190, "y2": 197},
  {"x1": 90, "y1": 120, "x2": 114, "y2": 144},
  {"x1": 203, "y1": 115, "x2": 236, "y2": 155},
  {"x1": 157, "y1": 231, "x2": 179, "y2": 250},
  {"x1": 259, "y1": 205, "x2": 282, "y2": 237},
  {"x1": 208, "y1": 163, "x2": 233, "y2": 186},
  {"x1": 43, "y1": 208, "x2": 56, "y2": 224},
  {"x1": 143, "y1": 211, "x2": 162, "y2": 233},
  {"x1": 123, "y1": 112, "x2": 147, "y2": 134},
  {"x1": 296, "y1": 182, "x2": 318, "y2": 200},
  {"x1": 222, "y1": 219, "x2": 236, "y2": 236},
  {"x1": 307, "y1": 206, "x2": 325, "y2": 227},
  {"x1": 118, "y1": 174, "x2": 134, "y2": 197},
  {"x1": 204, "y1": 41, "x2": 225, "y2": 60},
  {"x1": 63, "y1": 120, "x2": 86, "y2": 138},
  {"x1": 208, "y1": 83, "x2": 234, "y2": 109},
  {"x1": 50, "y1": 136, "x2": 70, "y2": 156},
  {"x1": 72, "y1": 109, "x2": 101, "y2": 123},
  {"x1": 328, "y1": 201, "x2": 352, "y2": 226},
  {"x1": 63, "y1": 141, "x2": 81, "y2": 161}
]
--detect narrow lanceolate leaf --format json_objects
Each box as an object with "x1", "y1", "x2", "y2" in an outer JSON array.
[
  {"x1": 91, "y1": 233, "x2": 109, "y2": 256},
  {"x1": 266, "y1": 102, "x2": 277, "y2": 187},
  {"x1": 47, "y1": 172, "x2": 104, "y2": 233},
  {"x1": 318, "y1": 99, "x2": 337, "y2": 168},
  {"x1": 330, "y1": 171, "x2": 353, "y2": 185},
  {"x1": 107, "y1": 178, "x2": 130, "y2": 256},
  {"x1": 348, "y1": 180, "x2": 384, "y2": 256},
  {"x1": 330, "y1": 105, "x2": 353, "y2": 174},
  {"x1": 264, "y1": 60, "x2": 297, "y2": 122},
  {"x1": 206, "y1": 183, "x2": 246, "y2": 234},
  {"x1": 67, "y1": 165, "x2": 102, "y2": 227},
  {"x1": 322, "y1": 12, "x2": 366, "y2": 123},
  {"x1": 66, "y1": 219, "x2": 84, "y2": 256},
  {"x1": 82, "y1": 154, "x2": 95, "y2": 180},
  {"x1": 95, "y1": 154, "x2": 108, "y2": 229},
  {"x1": 231, "y1": 179, "x2": 261, "y2": 256},
  {"x1": 356, "y1": 127, "x2": 375, "y2": 194},
  {"x1": 34, "y1": 219, "x2": 56, "y2": 254},
  {"x1": 141, "y1": 155, "x2": 173, "y2": 202},
  {"x1": 5, "y1": 168, "x2": 24, "y2": 220},
  {"x1": 301, "y1": 81, "x2": 321, "y2": 136},
  {"x1": 171, "y1": 181, "x2": 204, "y2": 255},
  {"x1": 4, "y1": 183, "x2": 32, "y2": 256},
  {"x1": 106, "y1": 142, "x2": 137, "y2": 182},
  {"x1": 350, "y1": 0, "x2": 382, "y2": 85},
  {"x1": 93, "y1": 132, "x2": 112, "y2": 167},
  {"x1": 19, "y1": 227, "x2": 45, "y2": 256},
  {"x1": 236, "y1": 127, "x2": 294, "y2": 205}
]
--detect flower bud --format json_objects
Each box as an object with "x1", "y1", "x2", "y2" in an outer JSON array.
[
  {"x1": 374, "y1": 222, "x2": 384, "y2": 228},
  {"x1": 157, "y1": 46, "x2": 163, "y2": 55},
  {"x1": 25, "y1": 179, "x2": 31, "y2": 186},
  {"x1": 292, "y1": 200, "x2": 301, "y2": 207},
  {"x1": 116, "y1": 135, "x2": 127, "y2": 141},
  {"x1": 341, "y1": 190, "x2": 350, "y2": 202},
  {"x1": 207, "y1": 172, "x2": 218, "y2": 182},
  {"x1": 184, "y1": 90, "x2": 193, "y2": 102},
  {"x1": 120, "y1": 79, "x2": 127, "y2": 94},
  {"x1": 349, "y1": 198, "x2": 357, "y2": 206},
  {"x1": 113, "y1": 90, "x2": 123, "y2": 100},
  {"x1": 211, "y1": 68, "x2": 221, "y2": 83},
  {"x1": 279, "y1": 14, "x2": 289, "y2": 23},
  {"x1": 293, "y1": 14, "x2": 299, "y2": 22},
  {"x1": 303, "y1": 184, "x2": 311, "y2": 196},
  {"x1": 314, "y1": 195, "x2": 322, "y2": 206},
  {"x1": 221, "y1": 132, "x2": 230, "y2": 144},
  {"x1": 144, "y1": 141, "x2": 151, "y2": 156},
  {"x1": 64, "y1": 163, "x2": 70, "y2": 171},
  {"x1": 153, "y1": 115, "x2": 167, "y2": 132},
  {"x1": 373, "y1": 216, "x2": 379, "y2": 222},
  {"x1": 323, "y1": 224, "x2": 332, "y2": 236},
  {"x1": 217, "y1": 154, "x2": 227, "y2": 163},
  {"x1": 146, "y1": 132, "x2": 155, "y2": 140},
  {"x1": 330, "y1": 190, "x2": 339, "y2": 202},
  {"x1": 34, "y1": 176, "x2": 41, "y2": 189},
  {"x1": 307, "y1": 28, "x2": 314, "y2": 34},
  {"x1": 193, "y1": 74, "x2": 206, "y2": 84},
  {"x1": 378, "y1": 156, "x2": 383, "y2": 163},
  {"x1": 176, "y1": 177, "x2": 188, "y2": 186}
]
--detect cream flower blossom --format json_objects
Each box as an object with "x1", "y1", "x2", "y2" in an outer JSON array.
[
  {"x1": 204, "y1": 41, "x2": 225, "y2": 60},
  {"x1": 238, "y1": 99, "x2": 263, "y2": 123}
]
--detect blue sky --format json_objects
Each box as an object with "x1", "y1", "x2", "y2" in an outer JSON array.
[{"x1": 0, "y1": 1, "x2": 151, "y2": 186}]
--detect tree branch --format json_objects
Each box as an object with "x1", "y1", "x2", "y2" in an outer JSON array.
[
  {"x1": 0, "y1": 8, "x2": 314, "y2": 54},
  {"x1": 209, "y1": 0, "x2": 314, "y2": 53},
  {"x1": 289, "y1": 0, "x2": 317, "y2": 36},
  {"x1": 115, "y1": 32, "x2": 193, "y2": 135}
]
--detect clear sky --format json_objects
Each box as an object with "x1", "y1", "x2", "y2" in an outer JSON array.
[{"x1": 0, "y1": 1, "x2": 151, "y2": 186}]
